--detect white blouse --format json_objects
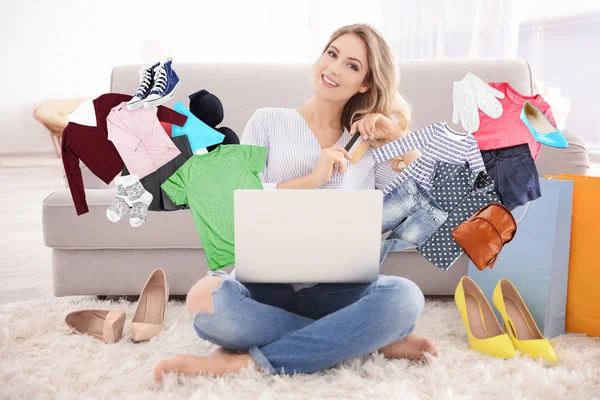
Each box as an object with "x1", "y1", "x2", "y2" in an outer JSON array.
[{"x1": 240, "y1": 107, "x2": 399, "y2": 191}]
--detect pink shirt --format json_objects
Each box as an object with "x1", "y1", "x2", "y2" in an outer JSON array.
[
  {"x1": 473, "y1": 82, "x2": 556, "y2": 160},
  {"x1": 107, "y1": 102, "x2": 183, "y2": 179}
]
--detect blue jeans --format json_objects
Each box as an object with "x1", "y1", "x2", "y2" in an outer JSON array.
[
  {"x1": 192, "y1": 271, "x2": 425, "y2": 375},
  {"x1": 380, "y1": 178, "x2": 448, "y2": 265}
]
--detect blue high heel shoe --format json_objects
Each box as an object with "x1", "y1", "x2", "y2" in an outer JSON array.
[{"x1": 520, "y1": 101, "x2": 568, "y2": 148}]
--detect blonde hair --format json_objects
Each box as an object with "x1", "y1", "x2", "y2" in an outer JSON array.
[{"x1": 320, "y1": 23, "x2": 411, "y2": 172}]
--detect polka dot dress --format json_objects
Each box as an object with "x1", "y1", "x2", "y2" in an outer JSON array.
[{"x1": 417, "y1": 161, "x2": 500, "y2": 271}]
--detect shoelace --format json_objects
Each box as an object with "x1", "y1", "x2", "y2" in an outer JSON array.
[
  {"x1": 151, "y1": 66, "x2": 167, "y2": 94},
  {"x1": 136, "y1": 66, "x2": 153, "y2": 97}
]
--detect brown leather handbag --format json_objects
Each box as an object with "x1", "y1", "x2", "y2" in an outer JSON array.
[{"x1": 452, "y1": 202, "x2": 517, "y2": 271}]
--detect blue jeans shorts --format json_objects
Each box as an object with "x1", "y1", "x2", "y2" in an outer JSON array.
[{"x1": 481, "y1": 143, "x2": 541, "y2": 210}]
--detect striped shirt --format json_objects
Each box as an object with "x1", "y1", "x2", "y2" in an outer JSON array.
[
  {"x1": 229, "y1": 107, "x2": 399, "y2": 291},
  {"x1": 372, "y1": 122, "x2": 485, "y2": 195}
]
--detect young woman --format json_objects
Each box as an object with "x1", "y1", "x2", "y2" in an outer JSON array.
[{"x1": 154, "y1": 23, "x2": 437, "y2": 382}]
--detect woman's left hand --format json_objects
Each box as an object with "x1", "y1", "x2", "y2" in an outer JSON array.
[{"x1": 350, "y1": 113, "x2": 399, "y2": 142}]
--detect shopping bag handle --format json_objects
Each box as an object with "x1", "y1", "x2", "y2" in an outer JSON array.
[
  {"x1": 488, "y1": 254, "x2": 499, "y2": 270},
  {"x1": 515, "y1": 202, "x2": 531, "y2": 225}
]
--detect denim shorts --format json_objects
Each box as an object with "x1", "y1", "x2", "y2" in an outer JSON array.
[
  {"x1": 480, "y1": 144, "x2": 541, "y2": 210},
  {"x1": 380, "y1": 177, "x2": 448, "y2": 265}
]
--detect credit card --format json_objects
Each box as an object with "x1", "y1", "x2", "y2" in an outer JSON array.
[
  {"x1": 344, "y1": 132, "x2": 362, "y2": 154},
  {"x1": 344, "y1": 132, "x2": 370, "y2": 164}
]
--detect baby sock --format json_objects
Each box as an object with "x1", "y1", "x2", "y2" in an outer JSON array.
[
  {"x1": 106, "y1": 176, "x2": 132, "y2": 222},
  {"x1": 122, "y1": 174, "x2": 153, "y2": 228}
]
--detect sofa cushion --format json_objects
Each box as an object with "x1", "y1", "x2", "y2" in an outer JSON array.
[{"x1": 43, "y1": 189, "x2": 202, "y2": 249}]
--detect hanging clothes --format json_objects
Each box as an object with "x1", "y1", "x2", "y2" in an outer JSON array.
[
  {"x1": 106, "y1": 102, "x2": 184, "y2": 179},
  {"x1": 417, "y1": 161, "x2": 500, "y2": 271},
  {"x1": 61, "y1": 93, "x2": 187, "y2": 215},
  {"x1": 473, "y1": 82, "x2": 556, "y2": 160},
  {"x1": 371, "y1": 122, "x2": 485, "y2": 195},
  {"x1": 161, "y1": 144, "x2": 267, "y2": 270}
]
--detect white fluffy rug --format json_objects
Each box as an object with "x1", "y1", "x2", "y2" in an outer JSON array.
[{"x1": 1, "y1": 297, "x2": 600, "y2": 400}]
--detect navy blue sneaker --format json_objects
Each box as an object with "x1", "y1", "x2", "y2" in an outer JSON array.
[
  {"x1": 126, "y1": 61, "x2": 160, "y2": 110},
  {"x1": 143, "y1": 58, "x2": 182, "y2": 108}
]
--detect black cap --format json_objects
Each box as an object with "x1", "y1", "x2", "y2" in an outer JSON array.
[{"x1": 188, "y1": 89, "x2": 224, "y2": 128}]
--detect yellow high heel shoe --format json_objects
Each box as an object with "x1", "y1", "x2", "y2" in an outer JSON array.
[
  {"x1": 492, "y1": 278, "x2": 558, "y2": 363},
  {"x1": 455, "y1": 276, "x2": 516, "y2": 358}
]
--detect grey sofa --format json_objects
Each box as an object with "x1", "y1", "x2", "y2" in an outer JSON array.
[{"x1": 42, "y1": 59, "x2": 590, "y2": 297}]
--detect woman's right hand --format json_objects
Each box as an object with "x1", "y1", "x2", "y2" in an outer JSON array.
[{"x1": 309, "y1": 145, "x2": 352, "y2": 187}]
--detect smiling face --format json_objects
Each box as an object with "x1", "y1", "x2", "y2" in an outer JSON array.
[{"x1": 311, "y1": 33, "x2": 371, "y2": 102}]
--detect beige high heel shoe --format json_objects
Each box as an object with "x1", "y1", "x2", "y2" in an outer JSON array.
[
  {"x1": 131, "y1": 268, "x2": 169, "y2": 342},
  {"x1": 65, "y1": 309, "x2": 126, "y2": 343}
]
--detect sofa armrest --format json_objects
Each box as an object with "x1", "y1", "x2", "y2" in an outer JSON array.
[{"x1": 535, "y1": 129, "x2": 590, "y2": 176}]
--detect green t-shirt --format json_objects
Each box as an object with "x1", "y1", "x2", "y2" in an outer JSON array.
[{"x1": 161, "y1": 144, "x2": 266, "y2": 270}]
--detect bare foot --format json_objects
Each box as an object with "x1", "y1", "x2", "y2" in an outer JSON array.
[
  {"x1": 154, "y1": 348, "x2": 258, "y2": 382},
  {"x1": 378, "y1": 334, "x2": 438, "y2": 360}
]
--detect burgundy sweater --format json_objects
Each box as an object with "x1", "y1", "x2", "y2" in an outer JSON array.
[{"x1": 62, "y1": 93, "x2": 187, "y2": 215}]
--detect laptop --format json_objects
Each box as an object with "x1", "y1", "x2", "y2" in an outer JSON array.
[{"x1": 233, "y1": 189, "x2": 383, "y2": 283}]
